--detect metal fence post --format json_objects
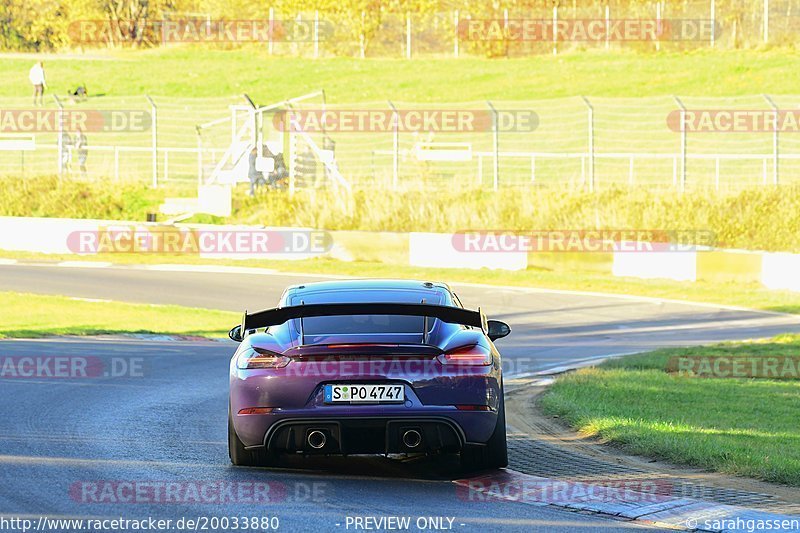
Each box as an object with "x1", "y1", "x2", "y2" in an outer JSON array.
[
  {"x1": 145, "y1": 95, "x2": 158, "y2": 187},
  {"x1": 195, "y1": 126, "x2": 203, "y2": 185},
  {"x1": 389, "y1": 101, "x2": 399, "y2": 190},
  {"x1": 655, "y1": 2, "x2": 661, "y2": 52},
  {"x1": 503, "y1": 8, "x2": 509, "y2": 56},
  {"x1": 552, "y1": 5, "x2": 558, "y2": 55},
  {"x1": 114, "y1": 146, "x2": 120, "y2": 181},
  {"x1": 314, "y1": 10, "x2": 320, "y2": 58},
  {"x1": 286, "y1": 105, "x2": 295, "y2": 196},
  {"x1": 454, "y1": 10, "x2": 459, "y2": 57},
  {"x1": 764, "y1": 94, "x2": 779, "y2": 185},
  {"x1": 268, "y1": 7, "x2": 274, "y2": 55},
  {"x1": 581, "y1": 96, "x2": 595, "y2": 192},
  {"x1": 406, "y1": 12, "x2": 412, "y2": 59},
  {"x1": 673, "y1": 96, "x2": 687, "y2": 193},
  {"x1": 54, "y1": 95, "x2": 64, "y2": 178},
  {"x1": 710, "y1": 0, "x2": 716, "y2": 47},
  {"x1": 487, "y1": 101, "x2": 499, "y2": 191},
  {"x1": 360, "y1": 11, "x2": 366, "y2": 59}
]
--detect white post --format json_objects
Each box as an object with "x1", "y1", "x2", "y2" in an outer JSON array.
[
  {"x1": 503, "y1": 8, "x2": 509, "y2": 54},
  {"x1": 454, "y1": 10, "x2": 459, "y2": 57},
  {"x1": 268, "y1": 7, "x2": 274, "y2": 55},
  {"x1": 552, "y1": 5, "x2": 558, "y2": 55},
  {"x1": 605, "y1": 5, "x2": 610, "y2": 50},
  {"x1": 655, "y1": 2, "x2": 661, "y2": 52},
  {"x1": 763, "y1": 0, "x2": 769, "y2": 43}
]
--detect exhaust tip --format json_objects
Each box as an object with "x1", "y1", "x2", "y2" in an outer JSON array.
[
  {"x1": 307, "y1": 430, "x2": 327, "y2": 449},
  {"x1": 402, "y1": 429, "x2": 422, "y2": 449}
]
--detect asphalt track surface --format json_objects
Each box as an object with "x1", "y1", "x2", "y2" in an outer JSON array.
[{"x1": 2, "y1": 263, "x2": 800, "y2": 532}]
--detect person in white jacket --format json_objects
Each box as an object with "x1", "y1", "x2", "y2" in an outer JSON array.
[{"x1": 29, "y1": 62, "x2": 46, "y2": 106}]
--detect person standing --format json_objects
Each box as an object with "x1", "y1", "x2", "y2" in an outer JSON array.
[
  {"x1": 29, "y1": 62, "x2": 46, "y2": 106},
  {"x1": 247, "y1": 146, "x2": 261, "y2": 196},
  {"x1": 74, "y1": 129, "x2": 88, "y2": 177},
  {"x1": 60, "y1": 130, "x2": 73, "y2": 173}
]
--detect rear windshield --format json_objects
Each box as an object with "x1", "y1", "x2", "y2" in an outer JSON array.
[{"x1": 289, "y1": 288, "x2": 443, "y2": 336}]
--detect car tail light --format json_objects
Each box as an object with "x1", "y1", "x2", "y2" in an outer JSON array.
[
  {"x1": 238, "y1": 407, "x2": 274, "y2": 415},
  {"x1": 437, "y1": 344, "x2": 492, "y2": 366},
  {"x1": 236, "y1": 347, "x2": 291, "y2": 370}
]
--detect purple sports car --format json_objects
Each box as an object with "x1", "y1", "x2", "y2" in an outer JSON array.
[{"x1": 227, "y1": 279, "x2": 511, "y2": 471}]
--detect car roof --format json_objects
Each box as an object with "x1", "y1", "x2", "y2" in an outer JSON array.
[{"x1": 283, "y1": 279, "x2": 452, "y2": 305}]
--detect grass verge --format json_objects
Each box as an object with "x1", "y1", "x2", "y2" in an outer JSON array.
[
  {"x1": 540, "y1": 334, "x2": 800, "y2": 486},
  {"x1": 1, "y1": 49, "x2": 800, "y2": 100},
  {"x1": 0, "y1": 291, "x2": 236, "y2": 338}
]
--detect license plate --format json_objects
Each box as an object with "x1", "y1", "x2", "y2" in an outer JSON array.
[{"x1": 324, "y1": 384, "x2": 404, "y2": 403}]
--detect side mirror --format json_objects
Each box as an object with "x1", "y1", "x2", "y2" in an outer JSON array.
[
  {"x1": 487, "y1": 320, "x2": 511, "y2": 341},
  {"x1": 228, "y1": 325, "x2": 243, "y2": 342}
]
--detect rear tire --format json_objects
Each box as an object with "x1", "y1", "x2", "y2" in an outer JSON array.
[
  {"x1": 460, "y1": 386, "x2": 508, "y2": 472},
  {"x1": 228, "y1": 406, "x2": 273, "y2": 467}
]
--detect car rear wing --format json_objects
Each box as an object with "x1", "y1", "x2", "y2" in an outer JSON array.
[{"x1": 242, "y1": 303, "x2": 487, "y2": 336}]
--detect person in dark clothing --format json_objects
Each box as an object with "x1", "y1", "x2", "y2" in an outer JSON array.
[
  {"x1": 74, "y1": 129, "x2": 88, "y2": 177},
  {"x1": 247, "y1": 147, "x2": 260, "y2": 196}
]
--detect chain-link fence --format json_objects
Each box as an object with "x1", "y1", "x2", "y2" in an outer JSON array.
[
  {"x1": 2, "y1": 93, "x2": 800, "y2": 192},
  {"x1": 147, "y1": 1, "x2": 800, "y2": 58}
]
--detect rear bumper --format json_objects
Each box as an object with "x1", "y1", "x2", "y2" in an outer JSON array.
[
  {"x1": 237, "y1": 410, "x2": 497, "y2": 453},
  {"x1": 259, "y1": 416, "x2": 465, "y2": 454}
]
